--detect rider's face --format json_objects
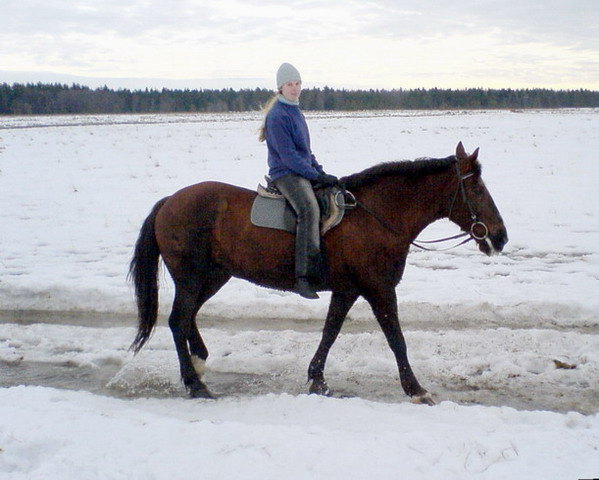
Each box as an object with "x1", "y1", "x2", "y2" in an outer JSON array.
[{"x1": 281, "y1": 81, "x2": 302, "y2": 102}]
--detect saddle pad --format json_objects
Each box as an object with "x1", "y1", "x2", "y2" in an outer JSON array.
[{"x1": 250, "y1": 195, "x2": 297, "y2": 234}]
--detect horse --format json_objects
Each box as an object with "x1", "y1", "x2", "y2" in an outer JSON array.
[{"x1": 129, "y1": 142, "x2": 508, "y2": 404}]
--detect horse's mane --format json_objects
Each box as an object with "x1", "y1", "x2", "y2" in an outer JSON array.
[{"x1": 340, "y1": 156, "x2": 458, "y2": 189}]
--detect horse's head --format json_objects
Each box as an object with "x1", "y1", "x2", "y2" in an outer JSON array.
[{"x1": 448, "y1": 142, "x2": 508, "y2": 255}]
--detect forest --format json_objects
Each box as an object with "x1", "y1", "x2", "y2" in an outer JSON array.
[{"x1": 2, "y1": 82, "x2": 599, "y2": 114}]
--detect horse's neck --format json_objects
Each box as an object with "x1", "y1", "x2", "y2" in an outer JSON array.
[{"x1": 359, "y1": 174, "x2": 453, "y2": 237}]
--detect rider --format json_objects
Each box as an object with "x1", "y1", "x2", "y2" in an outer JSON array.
[{"x1": 259, "y1": 63, "x2": 338, "y2": 299}]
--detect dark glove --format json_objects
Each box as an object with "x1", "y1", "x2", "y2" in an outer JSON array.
[{"x1": 316, "y1": 173, "x2": 339, "y2": 187}]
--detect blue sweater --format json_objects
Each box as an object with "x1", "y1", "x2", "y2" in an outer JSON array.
[{"x1": 265, "y1": 99, "x2": 324, "y2": 181}]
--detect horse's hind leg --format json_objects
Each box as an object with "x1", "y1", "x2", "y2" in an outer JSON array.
[
  {"x1": 308, "y1": 290, "x2": 358, "y2": 395},
  {"x1": 185, "y1": 269, "x2": 231, "y2": 385},
  {"x1": 170, "y1": 270, "x2": 230, "y2": 398},
  {"x1": 169, "y1": 285, "x2": 212, "y2": 398}
]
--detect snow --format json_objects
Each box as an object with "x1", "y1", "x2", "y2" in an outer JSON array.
[
  {"x1": 1, "y1": 109, "x2": 599, "y2": 479},
  {"x1": 1, "y1": 386, "x2": 597, "y2": 480}
]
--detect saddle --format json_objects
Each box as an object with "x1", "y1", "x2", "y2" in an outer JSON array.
[{"x1": 250, "y1": 178, "x2": 356, "y2": 235}]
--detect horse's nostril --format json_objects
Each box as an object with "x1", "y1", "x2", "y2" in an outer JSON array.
[{"x1": 494, "y1": 233, "x2": 508, "y2": 251}]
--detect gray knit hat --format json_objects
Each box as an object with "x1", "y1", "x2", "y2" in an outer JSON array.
[{"x1": 276, "y1": 63, "x2": 302, "y2": 89}]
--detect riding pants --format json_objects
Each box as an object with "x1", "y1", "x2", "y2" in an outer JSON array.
[{"x1": 273, "y1": 173, "x2": 321, "y2": 280}]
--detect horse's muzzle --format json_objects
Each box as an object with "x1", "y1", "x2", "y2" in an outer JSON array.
[{"x1": 481, "y1": 230, "x2": 508, "y2": 255}]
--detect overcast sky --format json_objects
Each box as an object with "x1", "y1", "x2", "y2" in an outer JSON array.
[{"x1": 1, "y1": 0, "x2": 598, "y2": 90}]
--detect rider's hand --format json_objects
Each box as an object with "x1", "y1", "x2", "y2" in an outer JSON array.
[{"x1": 316, "y1": 173, "x2": 339, "y2": 187}]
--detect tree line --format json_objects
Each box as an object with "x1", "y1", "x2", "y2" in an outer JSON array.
[{"x1": 1, "y1": 82, "x2": 598, "y2": 115}]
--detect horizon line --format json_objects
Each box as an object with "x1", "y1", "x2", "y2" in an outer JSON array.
[{"x1": 2, "y1": 70, "x2": 598, "y2": 93}]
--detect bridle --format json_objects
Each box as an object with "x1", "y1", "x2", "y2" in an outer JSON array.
[
  {"x1": 441, "y1": 160, "x2": 492, "y2": 246},
  {"x1": 351, "y1": 158, "x2": 492, "y2": 252}
]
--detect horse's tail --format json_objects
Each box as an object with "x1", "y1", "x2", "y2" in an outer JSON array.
[{"x1": 128, "y1": 197, "x2": 169, "y2": 353}]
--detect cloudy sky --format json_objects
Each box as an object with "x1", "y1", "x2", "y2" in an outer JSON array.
[{"x1": 1, "y1": 0, "x2": 598, "y2": 90}]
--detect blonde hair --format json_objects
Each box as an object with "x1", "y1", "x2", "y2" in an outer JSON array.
[{"x1": 258, "y1": 93, "x2": 280, "y2": 142}]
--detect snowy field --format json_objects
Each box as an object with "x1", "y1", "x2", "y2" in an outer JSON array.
[{"x1": 1, "y1": 109, "x2": 598, "y2": 479}]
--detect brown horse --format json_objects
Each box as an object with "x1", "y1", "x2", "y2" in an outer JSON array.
[{"x1": 129, "y1": 142, "x2": 508, "y2": 404}]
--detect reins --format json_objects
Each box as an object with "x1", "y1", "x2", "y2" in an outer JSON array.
[
  {"x1": 354, "y1": 196, "x2": 473, "y2": 251},
  {"x1": 344, "y1": 159, "x2": 488, "y2": 252},
  {"x1": 411, "y1": 232, "x2": 473, "y2": 251}
]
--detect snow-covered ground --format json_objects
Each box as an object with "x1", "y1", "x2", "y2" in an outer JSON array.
[{"x1": 1, "y1": 109, "x2": 598, "y2": 479}]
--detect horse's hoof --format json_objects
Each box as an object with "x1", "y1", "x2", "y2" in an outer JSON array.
[
  {"x1": 189, "y1": 385, "x2": 216, "y2": 399},
  {"x1": 411, "y1": 393, "x2": 436, "y2": 406},
  {"x1": 309, "y1": 379, "x2": 331, "y2": 396}
]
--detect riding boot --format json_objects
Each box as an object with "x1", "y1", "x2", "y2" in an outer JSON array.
[
  {"x1": 273, "y1": 174, "x2": 321, "y2": 300},
  {"x1": 295, "y1": 277, "x2": 320, "y2": 299}
]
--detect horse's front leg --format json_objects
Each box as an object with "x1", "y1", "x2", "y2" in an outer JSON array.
[
  {"x1": 308, "y1": 290, "x2": 359, "y2": 395},
  {"x1": 366, "y1": 288, "x2": 435, "y2": 405}
]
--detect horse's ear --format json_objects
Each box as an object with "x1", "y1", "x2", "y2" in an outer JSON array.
[
  {"x1": 456, "y1": 142, "x2": 467, "y2": 159},
  {"x1": 470, "y1": 147, "x2": 480, "y2": 161}
]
